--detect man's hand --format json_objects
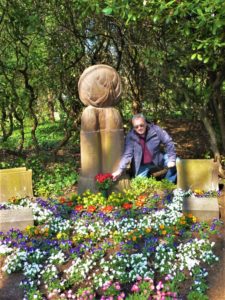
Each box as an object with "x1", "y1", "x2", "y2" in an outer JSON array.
[
  {"x1": 112, "y1": 169, "x2": 123, "y2": 181},
  {"x1": 167, "y1": 161, "x2": 176, "y2": 168}
]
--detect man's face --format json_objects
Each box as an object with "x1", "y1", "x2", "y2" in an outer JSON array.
[{"x1": 132, "y1": 117, "x2": 147, "y2": 135}]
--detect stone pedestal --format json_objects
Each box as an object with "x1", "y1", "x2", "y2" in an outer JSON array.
[
  {"x1": 0, "y1": 168, "x2": 33, "y2": 202},
  {"x1": 78, "y1": 106, "x2": 127, "y2": 193},
  {"x1": 183, "y1": 195, "x2": 219, "y2": 222},
  {"x1": 177, "y1": 159, "x2": 219, "y2": 191},
  {"x1": 0, "y1": 208, "x2": 34, "y2": 233}
]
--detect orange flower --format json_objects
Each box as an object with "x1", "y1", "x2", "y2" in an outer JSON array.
[
  {"x1": 159, "y1": 224, "x2": 165, "y2": 230},
  {"x1": 138, "y1": 194, "x2": 147, "y2": 200},
  {"x1": 59, "y1": 197, "x2": 66, "y2": 204},
  {"x1": 87, "y1": 205, "x2": 97, "y2": 213},
  {"x1": 74, "y1": 205, "x2": 84, "y2": 212},
  {"x1": 122, "y1": 203, "x2": 133, "y2": 210},
  {"x1": 135, "y1": 199, "x2": 145, "y2": 207},
  {"x1": 162, "y1": 230, "x2": 167, "y2": 235},
  {"x1": 145, "y1": 227, "x2": 152, "y2": 233},
  {"x1": 101, "y1": 205, "x2": 114, "y2": 213},
  {"x1": 180, "y1": 220, "x2": 186, "y2": 225}
]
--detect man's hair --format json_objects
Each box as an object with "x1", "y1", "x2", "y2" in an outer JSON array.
[{"x1": 132, "y1": 113, "x2": 146, "y2": 122}]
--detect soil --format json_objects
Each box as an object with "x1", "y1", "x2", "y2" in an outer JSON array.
[{"x1": 0, "y1": 119, "x2": 225, "y2": 300}]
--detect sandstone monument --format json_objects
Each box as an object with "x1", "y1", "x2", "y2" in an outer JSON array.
[
  {"x1": 0, "y1": 167, "x2": 34, "y2": 232},
  {"x1": 177, "y1": 159, "x2": 220, "y2": 221},
  {"x1": 0, "y1": 167, "x2": 33, "y2": 202},
  {"x1": 77, "y1": 64, "x2": 129, "y2": 193}
]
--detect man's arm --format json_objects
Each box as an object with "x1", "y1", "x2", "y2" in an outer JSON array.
[{"x1": 154, "y1": 125, "x2": 176, "y2": 166}]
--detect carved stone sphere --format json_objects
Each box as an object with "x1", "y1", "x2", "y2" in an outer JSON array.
[{"x1": 78, "y1": 64, "x2": 122, "y2": 107}]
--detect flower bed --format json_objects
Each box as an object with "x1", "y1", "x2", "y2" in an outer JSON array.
[{"x1": 0, "y1": 177, "x2": 223, "y2": 300}]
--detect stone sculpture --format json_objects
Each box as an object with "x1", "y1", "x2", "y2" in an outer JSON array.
[{"x1": 78, "y1": 64, "x2": 129, "y2": 193}]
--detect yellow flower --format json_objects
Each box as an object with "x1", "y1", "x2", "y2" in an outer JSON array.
[
  {"x1": 132, "y1": 236, "x2": 137, "y2": 241},
  {"x1": 162, "y1": 230, "x2": 167, "y2": 235},
  {"x1": 192, "y1": 216, "x2": 197, "y2": 223},
  {"x1": 159, "y1": 224, "x2": 165, "y2": 229},
  {"x1": 56, "y1": 232, "x2": 62, "y2": 239},
  {"x1": 145, "y1": 227, "x2": 152, "y2": 233}
]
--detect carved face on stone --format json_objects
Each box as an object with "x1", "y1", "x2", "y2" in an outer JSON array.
[{"x1": 78, "y1": 64, "x2": 122, "y2": 107}]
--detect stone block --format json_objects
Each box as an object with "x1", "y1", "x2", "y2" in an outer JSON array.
[
  {"x1": 0, "y1": 168, "x2": 33, "y2": 202},
  {"x1": 0, "y1": 208, "x2": 34, "y2": 233},
  {"x1": 218, "y1": 191, "x2": 225, "y2": 221},
  {"x1": 177, "y1": 159, "x2": 219, "y2": 191},
  {"x1": 183, "y1": 195, "x2": 219, "y2": 222}
]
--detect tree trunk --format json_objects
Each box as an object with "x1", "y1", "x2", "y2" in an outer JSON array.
[
  {"x1": 47, "y1": 93, "x2": 55, "y2": 122},
  {"x1": 1, "y1": 107, "x2": 13, "y2": 142},
  {"x1": 213, "y1": 94, "x2": 225, "y2": 152},
  {"x1": 208, "y1": 70, "x2": 225, "y2": 153},
  {"x1": 13, "y1": 109, "x2": 25, "y2": 153},
  {"x1": 20, "y1": 67, "x2": 39, "y2": 152},
  {"x1": 201, "y1": 110, "x2": 225, "y2": 178},
  {"x1": 201, "y1": 110, "x2": 220, "y2": 161}
]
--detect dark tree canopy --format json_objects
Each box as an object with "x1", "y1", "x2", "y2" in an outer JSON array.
[{"x1": 0, "y1": 0, "x2": 225, "y2": 158}]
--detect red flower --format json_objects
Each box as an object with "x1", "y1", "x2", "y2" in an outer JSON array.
[
  {"x1": 122, "y1": 203, "x2": 133, "y2": 210},
  {"x1": 95, "y1": 173, "x2": 113, "y2": 183},
  {"x1": 95, "y1": 173, "x2": 113, "y2": 192},
  {"x1": 74, "y1": 205, "x2": 84, "y2": 212},
  {"x1": 101, "y1": 205, "x2": 114, "y2": 213},
  {"x1": 87, "y1": 205, "x2": 97, "y2": 213}
]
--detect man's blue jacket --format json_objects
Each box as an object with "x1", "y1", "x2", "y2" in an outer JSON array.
[{"x1": 118, "y1": 123, "x2": 176, "y2": 176}]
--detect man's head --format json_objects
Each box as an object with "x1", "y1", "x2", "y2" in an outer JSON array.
[{"x1": 132, "y1": 113, "x2": 147, "y2": 136}]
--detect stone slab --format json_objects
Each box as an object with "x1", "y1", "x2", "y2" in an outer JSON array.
[
  {"x1": 183, "y1": 195, "x2": 219, "y2": 222},
  {"x1": 0, "y1": 167, "x2": 26, "y2": 173},
  {"x1": 0, "y1": 169, "x2": 33, "y2": 202},
  {"x1": 177, "y1": 159, "x2": 219, "y2": 191},
  {"x1": 0, "y1": 208, "x2": 34, "y2": 233}
]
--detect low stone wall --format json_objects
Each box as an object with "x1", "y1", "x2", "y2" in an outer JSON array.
[
  {"x1": 183, "y1": 195, "x2": 219, "y2": 222},
  {"x1": 0, "y1": 208, "x2": 34, "y2": 233}
]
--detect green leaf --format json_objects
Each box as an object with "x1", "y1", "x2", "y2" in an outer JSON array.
[
  {"x1": 102, "y1": 7, "x2": 113, "y2": 15},
  {"x1": 191, "y1": 53, "x2": 197, "y2": 60},
  {"x1": 197, "y1": 54, "x2": 203, "y2": 61}
]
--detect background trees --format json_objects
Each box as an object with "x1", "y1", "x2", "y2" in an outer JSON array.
[{"x1": 0, "y1": 0, "x2": 225, "y2": 159}]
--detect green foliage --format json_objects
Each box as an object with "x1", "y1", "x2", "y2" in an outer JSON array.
[
  {"x1": 0, "y1": 155, "x2": 78, "y2": 197},
  {"x1": 0, "y1": 121, "x2": 78, "y2": 151},
  {"x1": 187, "y1": 291, "x2": 209, "y2": 300},
  {"x1": 27, "y1": 157, "x2": 79, "y2": 197},
  {"x1": 128, "y1": 176, "x2": 175, "y2": 196}
]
